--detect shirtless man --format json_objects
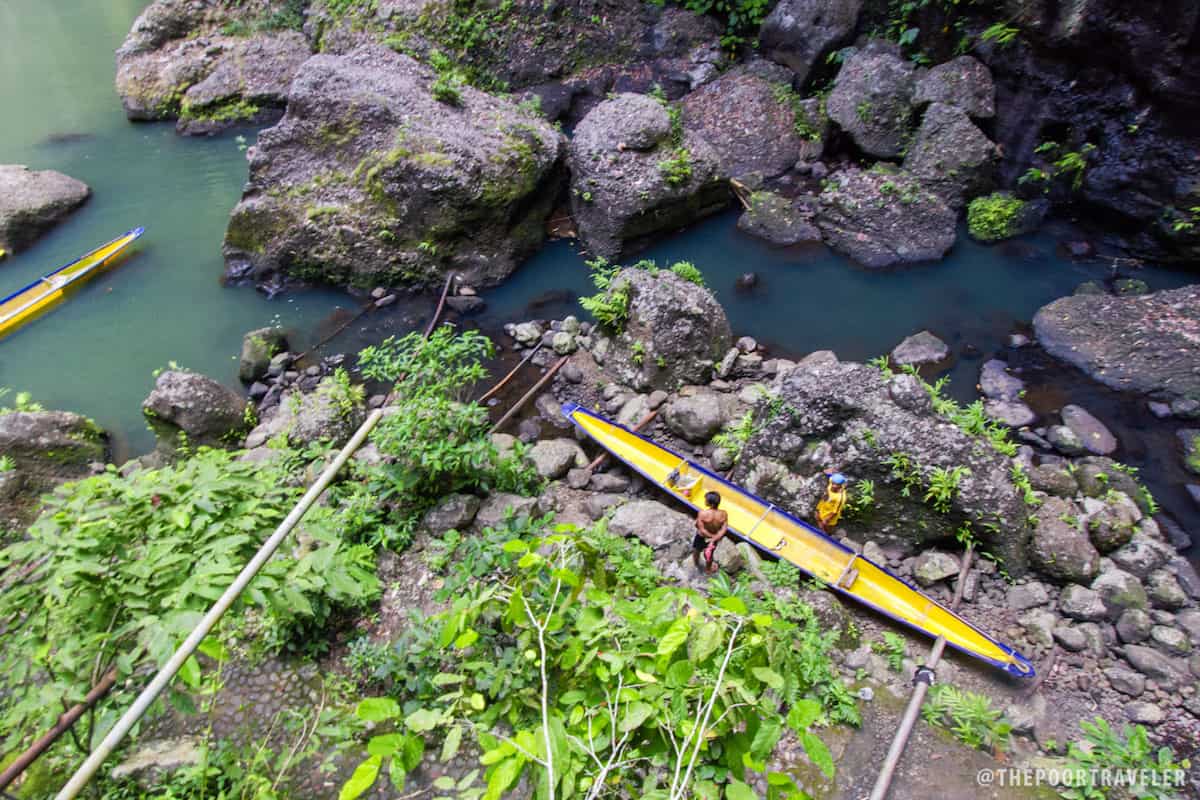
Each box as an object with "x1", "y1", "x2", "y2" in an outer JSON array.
[{"x1": 693, "y1": 491, "x2": 728, "y2": 574}]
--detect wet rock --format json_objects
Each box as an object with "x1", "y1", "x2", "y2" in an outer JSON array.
[
  {"x1": 1085, "y1": 498, "x2": 1139, "y2": 554},
  {"x1": 517, "y1": 417, "x2": 542, "y2": 443},
  {"x1": 552, "y1": 331, "x2": 577, "y2": 355},
  {"x1": 1159, "y1": 514, "x2": 1193, "y2": 550},
  {"x1": 1007, "y1": 581, "x2": 1050, "y2": 611},
  {"x1": 514, "y1": 322, "x2": 543, "y2": 347},
  {"x1": 1060, "y1": 405, "x2": 1118, "y2": 456},
  {"x1": 902, "y1": 103, "x2": 999, "y2": 209},
  {"x1": 283, "y1": 378, "x2": 366, "y2": 448},
  {"x1": 1179, "y1": 429, "x2": 1200, "y2": 475},
  {"x1": 1092, "y1": 566, "x2": 1149, "y2": 619},
  {"x1": 891, "y1": 330, "x2": 949, "y2": 366},
  {"x1": 979, "y1": 359, "x2": 1024, "y2": 401},
  {"x1": 1178, "y1": 609, "x2": 1200, "y2": 645},
  {"x1": 1053, "y1": 624, "x2": 1088, "y2": 652},
  {"x1": 446, "y1": 295, "x2": 485, "y2": 315},
  {"x1": 610, "y1": 499, "x2": 692, "y2": 550},
  {"x1": 681, "y1": 65, "x2": 813, "y2": 180},
  {"x1": 886, "y1": 373, "x2": 932, "y2": 414},
  {"x1": 758, "y1": 0, "x2": 862, "y2": 85},
  {"x1": 1046, "y1": 425, "x2": 1086, "y2": 456},
  {"x1": 474, "y1": 492, "x2": 538, "y2": 530},
  {"x1": 913, "y1": 55, "x2": 995, "y2": 118},
  {"x1": 735, "y1": 272, "x2": 758, "y2": 290},
  {"x1": 1019, "y1": 608, "x2": 1057, "y2": 647},
  {"x1": 1123, "y1": 644, "x2": 1181, "y2": 687},
  {"x1": 1032, "y1": 285, "x2": 1200, "y2": 405},
  {"x1": 143, "y1": 370, "x2": 248, "y2": 451},
  {"x1": 816, "y1": 167, "x2": 957, "y2": 267},
  {"x1": 1146, "y1": 569, "x2": 1188, "y2": 610},
  {"x1": 597, "y1": 268, "x2": 731, "y2": 391},
  {"x1": 239, "y1": 327, "x2": 288, "y2": 383},
  {"x1": 562, "y1": 362, "x2": 584, "y2": 384},
  {"x1": 567, "y1": 92, "x2": 725, "y2": 259},
  {"x1": 0, "y1": 165, "x2": 91, "y2": 253},
  {"x1": 528, "y1": 438, "x2": 587, "y2": 479},
  {"x1": 584, "y1": 493, "x2": 625, "y2": 520},
  {"x1": 420, "y1": 493, "x2": 481, "y2": 534},
  {"x1": 223, "y1": 47, "x2": 564, "y2": 291},
  {"x1": 1060, "y1": 584, "x2": 1108, "y2": 621},
  {"x1": 1029, "y1": 497, "x2": 1100, "y2": 584},
  {"x1": 589, "y1": 473, "x2": 631, "y2": 493},
  {"x1": 1105, "y1": 667, "x2": 1146, "y2": 697},
  {"x1": 913, "y1": 551, "x2": 960, "y2": 587},
  {"x1": 1149, "y1": 625, "x2": 1191, "y2": 656},
  {"x1": 826, "y1": 40, "x2": 917, "y2": 159},
  {"x1": 736, "y1": 191, "x2": 821, "y2": 246},
  {"x1": 1028, "y1": 464, "x2": 1077, "y2": 497}
]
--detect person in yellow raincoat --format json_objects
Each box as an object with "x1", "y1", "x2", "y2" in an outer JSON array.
[{"x1": 815, "y1": 470, "x2": 847, "y2": 533}]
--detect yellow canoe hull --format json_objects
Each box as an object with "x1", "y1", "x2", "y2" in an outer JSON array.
[
  {"x1": 0, "y1": 227, "x2": 144, "y2": 339},
  {"x1": 563, "y1": 402, "x2": 1034, "y2": 678}
]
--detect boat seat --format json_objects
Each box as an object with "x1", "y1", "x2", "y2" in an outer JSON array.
[
  {"x1": 665, "y1": 464, "x2": 701, "y2": 493},
  {"x1": 835, "y1": 553, "x2": 860, "y2": 590}
]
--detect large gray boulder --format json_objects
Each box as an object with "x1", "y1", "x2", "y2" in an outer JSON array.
[
  {"x1": 1092, "y1": 565, "x2": 1149, "y2": 619},
  {"x1": 143, "y1": 370, "x2": 249, "y2": 451},
  {"x1": 591, "y1": 268, "x2": 732, "y2": 392},
  {"x1": 528, "y1": 438, "x2": 586, "y2": 479},
  {"x1": 816, "y1": 167, "x2": 957, "y2": 267},
  {"x1": 224, "y1": 46, "x2": 564, "y2": 291},
  {"x1": 567, "y1": 93, "x2": 726, "y2": 259},
  {"x1": 609, "y1": 499, "x2": 692, "y2": 550},
  {"x1": 115, "y1": 0, "x2": 311, "y2": 131},
  {"x1": 902, "y1": 103, "x2": 998, "y2": 208},
  {"x1": 0, "y1": 409, "x2": 107, "y2": 528},
  {"x1": 912, "y1": 56, "x2": 995, "y2": 118},
  {"x1": 735, "y1": 191, "x2": 821, "y2": 246},
  {"x1": 826, "y1": 41, "x2": 917, "y2": 159},
  {"x1": 732, "y1": 357, "x2": 1032, "y2": 571},
  {"x1": 1060, "y1": 404, "x2": 1118, "y2": 456},
  {"x1": 0, "y1": 165, "x2": 90, "y2": 254},
  {"x1": 758, "y1": 0, "x2": 862, "y2": 86},
  {"x1": 680, "y1": 64, "x2": 811, "y2": 180},
  {"x1": 1032, "y1": 285, "x2": 1200, "y2": 406},
  {"x1": 663, "y1": 387, "x2": 742, "y2": 444},
  {"x1": 1028, "y1": 497, "x2": 1101, "y2": 584},
  {"x1": 238, "y1": 327, "x2": 288, "y2": 383}
]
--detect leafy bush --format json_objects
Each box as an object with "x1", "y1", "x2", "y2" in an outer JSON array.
[
  {"x1": 669, "y1": 260, "x2": 706, "y2": 286},
  {"x1": 0, "y1": 387, "x2": 44, "y2": 414},
  {"x1": 925, "y1": 465, "x2": 970, "y2": 513},
  {"x1": 967, "y1": 193, "x2": 1027, "y2": 242},
  {"x1": 578, "y1": 258, "x2": 633, "y2": 333},
  {"x1": 0, "y1": 449, "x2": 379, "y2": 754},
  {"x1": 357, "y1": 327, "x2": 540, "y2": 537},
  {"x1": 658, "y1": 147, "x2": 693, "y2": 186},
  {"x1": 922, "y1": 685, "x2": 1012, "y2": 755},
  {"x1": 1059, "y1": 717, "x2": 1189, "y2": 800},
  {"x1": 872, "y1": 632, "x2": 907, "y2": 672},
  {"x1": 339, "y1": 516, "x2": 858, "y2": 800}
]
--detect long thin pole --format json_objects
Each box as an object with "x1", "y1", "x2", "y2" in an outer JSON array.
[
  {"x1": 475, "y1": 342, "x2": 543, "y2": 404},
  {"x1": 0, "y1": 669, "x2": 118, "y2": 792},
  {"x1": 54, "y1": 410, "x2": 384, "y2": 800},
  {"x1": 868, "y1": 545, "x2": 973, "y2": 800},
  {"x1": 487, "y1": 356, "x2": 568, "y2": 435}
]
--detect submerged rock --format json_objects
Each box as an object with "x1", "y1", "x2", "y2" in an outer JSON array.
[
  {"x1": 1060, "y1": 404, "x2": 1119, "y2": 456},
  {"x1": 223, "y1": 47, "x2": 564, "y2": 291},
  {"x1": 826, "y1": 41, "x2": 917, "y2": 159},
  {"x1": 890, "y1": 330, "x2": 949, "y2": 366},
  {"x1": 1032, "y1": 285, "x2": 1200, "y2": 405},
  {"x1": 0, "y1": 165, "x2": 91, "y2": 253},
  {"x1": 567, "y1": 93, "x2": 726, "y2": 259},
  {"x1": 735, "y1": 191, "x2": 820, "y2": 246},
  {"x1": 816, "y1": 167, "x2": 956, "y2": 267}
]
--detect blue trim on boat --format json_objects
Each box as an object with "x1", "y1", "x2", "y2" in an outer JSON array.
[
  {"x1": 561, "y1": 400, "x2": 1035, "y2": 679},
  {"x1": 0, "y1": 227, "x2": 145, "y2": 307}
]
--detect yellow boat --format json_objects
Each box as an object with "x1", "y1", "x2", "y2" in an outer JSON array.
[
  {"x1": 562, "y1": 402, "x2": 1035, "y2": 678},
  {"x1": 0, "y1": 227, "x2": 144, "y2": 340}
]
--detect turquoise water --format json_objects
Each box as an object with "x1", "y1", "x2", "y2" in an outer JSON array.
[{"x1": 1, "y1": 1, "x2": 1197, "y2": 540}]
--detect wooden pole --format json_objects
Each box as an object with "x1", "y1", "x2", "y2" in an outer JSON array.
[
  {"x1": 585, "y1": 409, "x2": 658, "y2": 471},
  {"x1": 487, "y1": 356, "x2": 569, "y2": 435},
  {"x1": 423, "y1": 272, "x2": 456, "y2": 338},
  {"x1": 0, "y1": 668, "x2": 118, "y2": 792},
  {"x1": 475, "y1": 343, "x2": 543, "y2": 404}
]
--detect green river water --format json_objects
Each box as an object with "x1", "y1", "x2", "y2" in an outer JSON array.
[{"x1": 2, "y1": 1, "x2": 1197, "y2": 541}]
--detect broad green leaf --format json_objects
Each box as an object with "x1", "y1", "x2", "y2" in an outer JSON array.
[
  {"x1": 484, "y1": 756, "x2": 524, "y2": 800},
  {"x1": 469, "y1": 692, "x2": 486, "y2": 711},
  {"x1": 550, "y1": 567, "x2": 580, "y2": 588},
  {"x1": 405, "y1": 707, "x2": 442, "y2": 733},
  {"x1": 356, "y1": 697, "x2": 400, "y2": 723},
  {"x1": 368, "y1": 734, "x2": 404, "y2": 758},
  {"x1": 726, "y1": 778, "x2": 760, "y2": 800},
  {"x1": 751, "y1": 613, "x2": 774, "y2": 628},
  {"x1": 656, "y1": 617, "x2": 691, "y2": 665},
  {"x1": 666, "y1": 660, "x2": 694, "y2": 688},
  {"x1": 619, "y1": 701, "x2": 653, "y2": 732},
  {"x1": 786, "y1": 699, "x2": 821, "y2": 732},
  {"x1": 339, "y1": 755, "x2": 381, "y2": 800},
  {"x1": 693, "y1": 779, "x2": 720, "y2": 800},
  {"x1": 454, "y1": 629, "x2": 480, "y2": 650},
  {"x1": 387, "y1": 758, "x2": 406, "y2": 793},
  {"x1": 517, "y1": 552, "x2": 543, "y2": 569},
  {"x1": 502, "y1": 540, "x2": 529, "y2": 553},
  {"x1": 719, "y1": 596, "x2": 748, "y2": 615},
  {"x1": 801, "y1": 731, "x2": 835, "y2": 779},
  {"x1": 434, "y1": 776, "x2": 457, "y2": 790},
  {"x1": 689, "y1": 621, "x2": 723, "y2": 663},
  {"x1": 432, "y1": 673, "x2": 466, "y2": 686},
  {"x1": 750, "y1": 717, "x2": 782, "y2": 762},
  {"x1": 752, "y1": 667, "x2": 784, "y2": 690},
  {"x1": 441, "y1": 725, "x2": 463, "y2": 762},
  {"x1": 178, "y1": 655, "x2": 201, "y2": 689},
  {"x1": 400, "y1": 734, "x2": 425, "y2": 771}
]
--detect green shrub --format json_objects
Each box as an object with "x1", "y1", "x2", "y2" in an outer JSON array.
[
  {"x1": 0, "y1": 449, "x2": 379, "y2": 753},
  {"x1": 669, "y1": 260, "x2": 706, "y2": 286},
  {"x1": 658, "y1": 147, "x2": 693, "y2": 186},
  {"x1": 922, "y1": 685, "x2": 1012, "y2": 755},
  {"x1": 967, "y1": 193, "x2": 1028, "y2": 242},
  {"x1": 578, "y1": 257, "x2": 633, "y2": 333},
  {"x1": 1059, "y1": 717, "x2": 1189, "y2": 800}
]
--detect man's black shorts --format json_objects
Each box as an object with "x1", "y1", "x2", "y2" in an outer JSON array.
[{"x1": 693, "y1": 533, "x2": 708, "y2": 551}]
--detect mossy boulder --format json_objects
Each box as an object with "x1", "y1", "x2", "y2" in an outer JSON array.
[
  {"x1": 0, "y1": 410, "x2": 107, "y2": 530},
  {"x1": 966, "y1": 192, "x2": 1049, "y2": 242},
  {"x1": 223, "y1": 46, "x2": 565, "y2": 291}
]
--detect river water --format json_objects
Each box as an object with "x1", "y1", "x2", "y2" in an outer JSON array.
[{"x1": 2, "y1": 1, "x2": 1196, "y2": 542}]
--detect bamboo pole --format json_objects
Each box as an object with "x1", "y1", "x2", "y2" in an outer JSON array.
[
  {"x1": 0, "y1": 669, "x2": 118, "y2": 792},
  {"x1": 487, "y1": 356, "x2": 568, "y2": 435},
  {"x1": 868, "y1": 545, "x2": 974, "y2": 800},
  {"x1": 475, "y1": 343, "x2": 543, "y2": 404}
]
